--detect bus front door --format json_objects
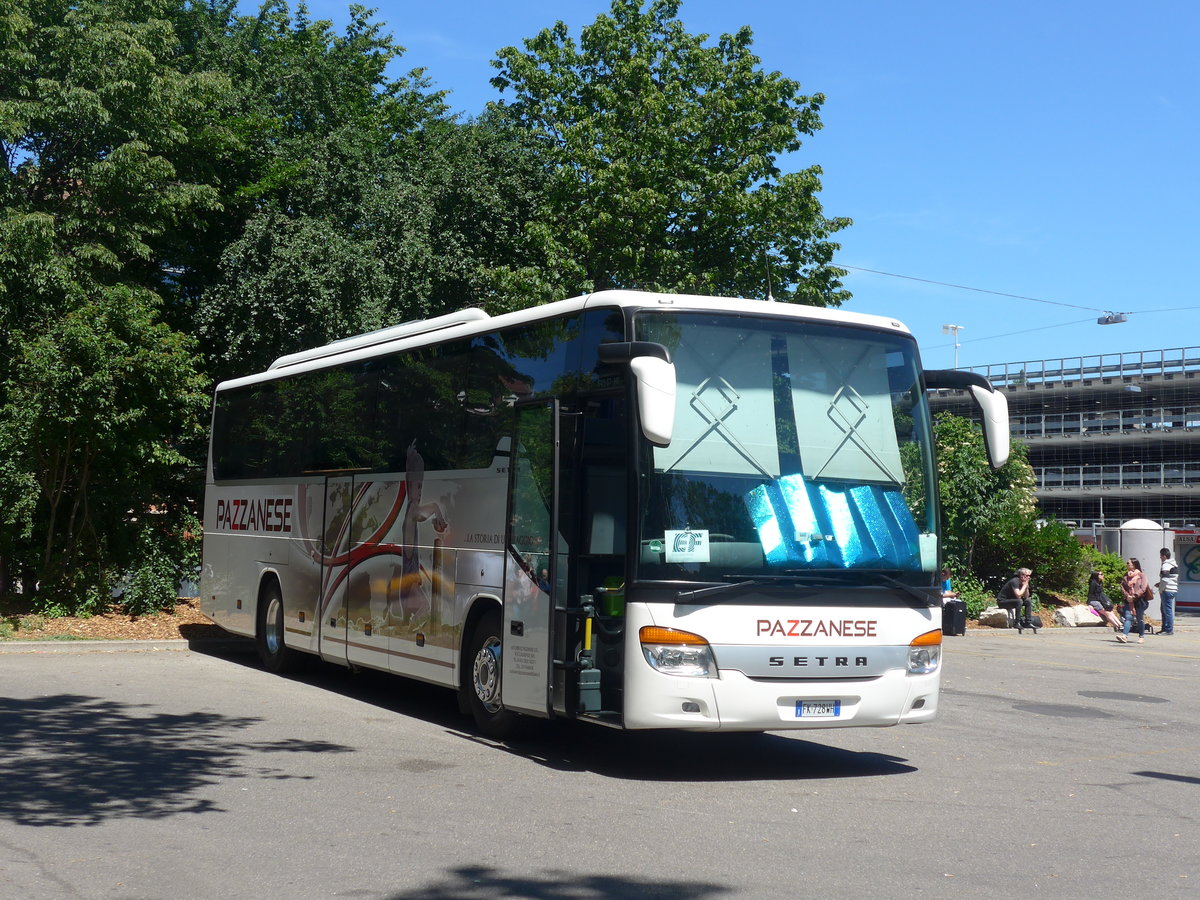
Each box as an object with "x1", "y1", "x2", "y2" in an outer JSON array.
[{"x1": 502, "y1": 402, "x2": 562, "y2": 719}]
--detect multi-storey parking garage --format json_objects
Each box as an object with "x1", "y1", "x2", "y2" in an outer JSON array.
[{"x1": 930, "y1": 347, "x2": 1200, "y2": 529}]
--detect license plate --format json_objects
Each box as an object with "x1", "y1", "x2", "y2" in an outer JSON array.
[{"x1": 796, "y1": 700, "x2": 841, "y2": 718}]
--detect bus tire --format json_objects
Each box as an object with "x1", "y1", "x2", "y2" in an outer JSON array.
[
  {"x1": 465, "y1": 608, "x2": 521, "y2": 738},
  {"x1": 256, "y1": 579, "x2": 299, "y2": 674}
]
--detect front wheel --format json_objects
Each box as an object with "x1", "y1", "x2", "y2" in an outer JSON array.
[
  {"x1": 257, "y1": 580, "x2": 300, "y2": 673},
  {"x1": 465, "y1": 609, "x2": 521, "y2": 738}
]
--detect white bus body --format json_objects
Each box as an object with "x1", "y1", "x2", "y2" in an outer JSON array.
[{"x1": 202, "y1": 290, "x2": 1007, "y2": 735}]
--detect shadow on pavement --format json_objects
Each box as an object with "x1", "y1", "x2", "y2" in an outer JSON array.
[
  {"x1": 0, "y1": 693, "x2": 353, "y2": 827},
  {"x1": 390, "y1": 865, "x2": 731, "y2": 899},
  {"x1": 190, "y1": 644, "x2": 916, "y2": 784},
  {"x1": 483, "y1": 722, "x2": 916, "y2": 782}
]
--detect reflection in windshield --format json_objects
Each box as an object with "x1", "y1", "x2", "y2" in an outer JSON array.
[{"x1": 635, "y1": 313, "x2": 937, "y2": 582}]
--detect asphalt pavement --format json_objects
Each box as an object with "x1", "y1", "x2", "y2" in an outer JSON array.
[{"x1": 1, "y1": 620, "x2": 1197, "y2": 898}]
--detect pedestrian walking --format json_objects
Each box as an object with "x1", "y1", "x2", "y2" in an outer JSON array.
[{"x1": 1118, "y1": 558, "x2": 1151, "y2": 644}]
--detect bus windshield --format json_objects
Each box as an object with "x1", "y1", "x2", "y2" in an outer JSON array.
[{"x1": 634, "y1": 311, "x2": 938, "y2": 584}]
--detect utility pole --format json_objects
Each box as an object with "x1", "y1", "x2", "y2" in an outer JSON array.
[{"x1": 941, "y1": 323, "x2": 964, "y2": 368}]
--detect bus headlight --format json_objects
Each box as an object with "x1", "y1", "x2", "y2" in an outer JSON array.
[
  {"x1": 907, "y1": 629, "x2": 942, "y2": 675},
  {"x1": 639, "y1": 626, "x2": 716, "y2": 678}
]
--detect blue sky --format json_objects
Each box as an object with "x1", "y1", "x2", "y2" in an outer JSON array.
[{"x1": 262, "y1": 0, "x2": 1198, "y2": 370}]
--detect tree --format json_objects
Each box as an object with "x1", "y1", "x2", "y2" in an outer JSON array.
[
  {"x1": 490, "y1": 0, "x2": 851, "y2": 305},
  {"x1": 0, "y1": 0, "x2": 214, "y2": 608},
  {"x1": 184, "y1": 4, "x2": 553, "y2": 377},
  {"x1": 196, "y1": 113, "x2": 554, "y2": 376},
  {"x1": 931, "y1": 413, "x2": 1036, "y2": 568},
  {"x1": 931, "y1": 413, "x2": 1084, "y2": 593}
]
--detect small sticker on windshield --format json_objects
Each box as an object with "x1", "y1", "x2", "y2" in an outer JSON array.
[{"x1": 665, "y1": 529, "x2": 710, "y2": 563}]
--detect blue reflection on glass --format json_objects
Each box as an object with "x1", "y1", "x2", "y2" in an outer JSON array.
[{"x1": 745, "y1": 475, "x2": 920, "y2": 569}]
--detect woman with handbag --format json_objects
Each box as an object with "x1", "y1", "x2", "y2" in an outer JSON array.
[{"x1": 1118, "y1": 558, "x2": 1150, "y2": 644}]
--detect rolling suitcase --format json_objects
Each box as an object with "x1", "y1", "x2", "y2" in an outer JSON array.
[{"x1": 942, "y1": 599, "x2": 967, "y2": 636}]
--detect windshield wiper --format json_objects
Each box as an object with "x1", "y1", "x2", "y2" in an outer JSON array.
[
  {"x1": 675, "y1": 574, "x2": 843, "y2": 603},
  {"x1": 674, "y1": 572, "x2": 938, "y2": 605},
  {"x1": 858, "y1": 571, "x2": 939, "y2": 606}
]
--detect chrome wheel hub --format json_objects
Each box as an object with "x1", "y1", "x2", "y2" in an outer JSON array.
[
  {"x1": 472, "y1": 637, "x2": 502, "y2": 713},
  {"x1": 265, "y1": 597, "x2": 282, "y2": 654}
]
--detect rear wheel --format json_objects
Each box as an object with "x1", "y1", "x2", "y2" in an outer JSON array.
[
  {"x1": 465, "y1": 609, "x2": 521, "y2": 738},
  {"x1": 257, "y1": 580, "x2": 300, "y2": 673}
]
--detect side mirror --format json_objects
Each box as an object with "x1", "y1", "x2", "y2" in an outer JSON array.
[
  {"x1": 599, "y1": 342, "x2": 676, "y2": 447},
  {"x1": 925, "y1": 369, "x2": 1011, "y2": 468}
]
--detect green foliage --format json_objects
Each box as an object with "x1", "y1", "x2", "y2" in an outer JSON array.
[
  {"x1": 941, "y1": 568, "x2": 993, "y2": 619},
  {"x1": 490, "y1": 0, "x2": 851, "y2": 304},
  {"x1": 933, "y1": 413, "x2": 1086, "y2": 600},
  {"x1": 120, "y1": 521, "x2": 182, "y2": 616},
  {"x1": 1, "y1": 285, "x2": 206, "y2": 613},
  {"x1": 972, "y1": 513, "x2": 1085, "y2": 594},
  {"x1": 1080, "y1": 546, "x2": 1127, "y2": 604},
  {"x1": 17, "y1": 614, "x2": 46, "y2": 632},
  {"x1": 933, "y1": 413, "x2": 1037, "y2": 567},
  {"x1": 2, "y1": 0, "x2": 861, "y2": 607},
  {"x1": 32, "y1": 579, "x2": 111, "y2": 619},
  {"x1": 185, "y1": 5, "x2": 552, "y2": 376},
  {"x1": 1, "y1": 1, "x2": 211, "y2": 613}
]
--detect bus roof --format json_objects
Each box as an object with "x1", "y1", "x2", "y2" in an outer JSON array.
[{"x1": 217, "y1": 290, "x2": 915, "y2": 392}]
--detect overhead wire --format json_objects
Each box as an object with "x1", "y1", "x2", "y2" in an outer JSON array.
[
  {"x1": 923, "y1": 317, "x2": 1096, "y2": 350},
  {"x1": 839, "y1": 265, "x2": 1109, "y2": 312},
  {"x1": 842, "y1": 265, "x2": 1200, "y2": 349}
]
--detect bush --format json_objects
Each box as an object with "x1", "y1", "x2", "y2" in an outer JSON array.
[
  {"x1": 971, "y1": 511, "x2": 1086, "y2": 594},
  {"x1": 121, "y1": 545, "x2": 179, "y2": 616},
  {"x1": 119, "y1": 518, "x2": 199, "y2": 617},
  {"x1": 1079, "y1": 546, "x2": 1127, "y2": 605},
  {"x1": 32, "y1": 568, "x2": 112, "y2": 618},
  {"x1": 949, "y1": 568, "x2": 994, "y2": 620}
]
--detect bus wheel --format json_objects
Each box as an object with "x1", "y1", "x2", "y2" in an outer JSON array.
[
  {"x1": 257, "y1": 580, "x2": 299, "y2": 674},
  {"x1": 466, "y1": 609, "x2": 519, "y2": 738}
]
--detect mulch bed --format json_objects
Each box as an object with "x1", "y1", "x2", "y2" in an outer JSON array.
[{"x1": 0, "y1": 597, "x2": 225, "y2": 642}]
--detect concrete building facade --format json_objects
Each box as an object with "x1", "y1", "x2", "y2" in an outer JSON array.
[{"x1": 930, "y1": 347, "x2": 1200, "y2": 530}]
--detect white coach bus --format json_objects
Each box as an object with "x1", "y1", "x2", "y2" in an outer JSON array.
[{"x1": 201, "y1": 290, "x2": 1009, "y2": 736}]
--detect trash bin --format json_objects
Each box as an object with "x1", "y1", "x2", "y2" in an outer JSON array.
[{"x1": 942, "y1": 599, "x2": 967, "y2": 636}]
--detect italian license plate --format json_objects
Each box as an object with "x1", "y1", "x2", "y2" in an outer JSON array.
[{"x1": 796, "y1": 699, "x2": 841, "y2": 718}]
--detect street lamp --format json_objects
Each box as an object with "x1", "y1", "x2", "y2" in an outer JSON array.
[{"x1": 942, "y1": 323, "x2": 964, "y2": 368}]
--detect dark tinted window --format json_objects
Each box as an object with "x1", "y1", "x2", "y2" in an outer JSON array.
[{"x1": 211, "y1": 308, "x2": 627, "y2": 480}]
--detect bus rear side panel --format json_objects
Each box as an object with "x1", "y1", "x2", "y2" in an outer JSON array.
[{"x1": 201, "y1": 481, "x2": 312, "y2": 640}]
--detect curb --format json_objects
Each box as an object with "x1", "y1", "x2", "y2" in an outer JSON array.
[
  {"x1": 955, "y1": 623, "x2": 1200, "y2": 637},
  {"x1": 0, "y1": 637, "x2": 253, "y2": 654}
]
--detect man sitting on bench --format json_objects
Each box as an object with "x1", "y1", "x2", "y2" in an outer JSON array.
[{"x1": 997, "y1": 568, "x2": 1034, "y2": 628}]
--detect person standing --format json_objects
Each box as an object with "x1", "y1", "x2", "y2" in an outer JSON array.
[
  {"x1": 1157, "y1": 547, "x2": 1178, "y2": 635},
  {"x1": 1118, "y1": 558, "x2": 1150, "y2": 644}
]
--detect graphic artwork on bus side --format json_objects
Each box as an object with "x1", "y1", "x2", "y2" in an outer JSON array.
[{"x1": 286, "y1": 444, "x2": 458, "y2": 647}]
